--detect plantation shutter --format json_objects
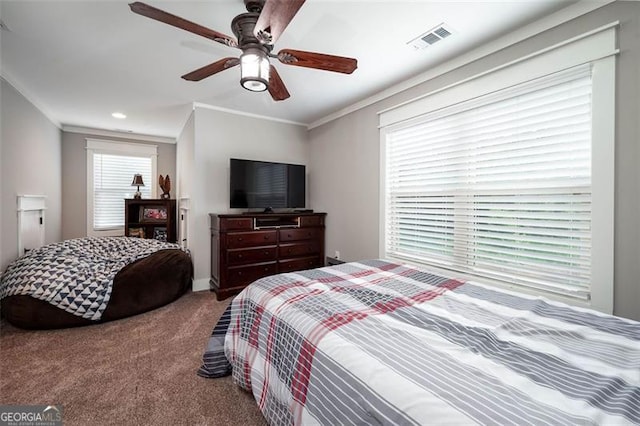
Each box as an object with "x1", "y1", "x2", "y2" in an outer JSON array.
[
  {"x1": 384, "y1": 65, "x2": 593, "y2": 300},
  {"x1": 93, "y1": 153, "x2": 152, "y2": 230}
]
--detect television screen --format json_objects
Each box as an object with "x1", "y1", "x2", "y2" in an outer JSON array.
[{"x1": 230, "y1": 158, "x2": 306, "y2": 209}]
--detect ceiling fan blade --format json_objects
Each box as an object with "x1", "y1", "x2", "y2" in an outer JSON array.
[
  {"x1": 254, "y1": 0, "x2": 305, "y2": 45},
  {"x1": 181, "y1": 57, "x2": 240, "y2": 81},
  {"x1": 277, "y1": 49, "x2": 357, "y2": 74},
  {"x1": 129, "y1": 2, "x2": 238, "y2": 49},
  {"x1": 268, "y1": 65, "x2": 290, "y2": 101}
]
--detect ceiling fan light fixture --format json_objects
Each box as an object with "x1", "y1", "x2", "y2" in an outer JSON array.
[{"x1": 240, "y1": 48, "x2": 270, "y2": 92}]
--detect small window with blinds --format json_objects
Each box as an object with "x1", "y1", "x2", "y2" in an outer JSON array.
[
  {"x1": 92, "y1": 153, "x2": 152, "y2": 230},
  {"x1": 384, "y1": 65, "x2": 593, "y2": 301},
  {"x1": 86, "y1": 139, "x2": 157, "y2": 235}
]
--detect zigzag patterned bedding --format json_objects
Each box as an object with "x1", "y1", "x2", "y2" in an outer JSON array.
[
  {"x1": 0, "y1": 237, "x2": 182, "y2": 320},
  {"x1": 200, "y1": 259, "x2": 640, "y2": 425}
]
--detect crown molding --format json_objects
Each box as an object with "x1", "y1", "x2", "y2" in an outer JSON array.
[
  {"x1": 308, "y1": 0, "x2": 616, "y2": 130},
  {"x1": 193, "y1": 102, "x2": 307, "y2": 127},
  {"x1": 62, "y1": 125, "x2": 176, "y2": 144}
]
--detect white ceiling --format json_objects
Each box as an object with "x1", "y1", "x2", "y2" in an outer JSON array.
[{"x1": 0, "y1": 0, "x2": 577, "y2": 139}]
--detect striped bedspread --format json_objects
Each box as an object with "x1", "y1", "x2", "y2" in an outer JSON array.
[{"x1": 205, "y1": 260, "x2": 640, "y2": 425}]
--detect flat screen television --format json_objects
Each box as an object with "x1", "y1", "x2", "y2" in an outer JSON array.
[{"x1": 229, "y1": 158, "x2": 306, "y2": 210}]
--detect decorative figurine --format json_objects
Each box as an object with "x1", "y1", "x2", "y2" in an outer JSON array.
[{"x1": 159, "y1": 175, "x2": 171, "y2": 199}]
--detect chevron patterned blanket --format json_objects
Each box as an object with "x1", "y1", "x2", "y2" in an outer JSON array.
[
  {"x1": 0, "y1": 237, "x2": 182, "y2": 320},
  {"x1": 201, "y1": 259, "x2": 640, "y2": 425}
]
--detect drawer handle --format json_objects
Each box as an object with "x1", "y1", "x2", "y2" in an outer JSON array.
[
  {"x1": 238, "y1": 254, "x2": 243, "y2": 259},
  {"x1": 264, "y1": 251, "x2": 270, "y2": 255},
  {"x1": 264, "y1": 267, "x2": 269, "y2": 272},
  {"x1": 287, "y1": 248, "x2": 292, "y2": 253},
  {"x1": 237, "y1": 271, "x2": 243, "y2": 275},
  {"x1": 264, "y1": 235, "x2": 270, "y2": 240},
  {"x1": 237, "y1": 237, "x2": 243, "y2": 241}
]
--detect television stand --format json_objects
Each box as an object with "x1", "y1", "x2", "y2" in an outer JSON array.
[{"x1": 209, "y1": 212, "x2": 326, "y2": 300}]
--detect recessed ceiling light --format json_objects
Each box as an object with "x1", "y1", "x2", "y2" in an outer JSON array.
[{"x1": 112, "y1": 112, "x2": 127, "y2": 119}]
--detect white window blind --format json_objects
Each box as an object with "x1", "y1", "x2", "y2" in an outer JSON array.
[
  {"x1": 385, "y1": 65, "x2": 593, "y2": 301},
  {"x1": 92, "y1": 153, "x2": 152, "y2": 230},
  {"x1": 86, "y1": 139, "x2": 157, "y2": 235}
]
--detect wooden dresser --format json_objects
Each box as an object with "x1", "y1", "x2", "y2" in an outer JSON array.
[{"x1": 210, "y1": 212, "x2": 326, "y2": 300}]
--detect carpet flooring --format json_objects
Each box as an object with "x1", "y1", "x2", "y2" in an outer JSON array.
[{"x1": 0, "y1": 291, "x2": 267, "y2": 426}]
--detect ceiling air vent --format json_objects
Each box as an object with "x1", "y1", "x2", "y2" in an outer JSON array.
[{"x1": 407, "y1": 23, "x2": 453, "y2": 50}]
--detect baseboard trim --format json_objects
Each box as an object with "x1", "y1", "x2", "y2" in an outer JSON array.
[{"x1": 192, "y1": 278, "x2": 210, "y2": 292}]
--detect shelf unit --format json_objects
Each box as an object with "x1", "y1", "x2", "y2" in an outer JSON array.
[{"x1": 124, "y1": 198, "x2": 177, "y2": 243}]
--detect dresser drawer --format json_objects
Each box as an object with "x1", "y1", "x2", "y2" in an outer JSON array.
[
  {"x1": 279, "y1": 242, "x2": 320, "y2": 258},
  {"x1": 227, "y1": 231, "x2": 277, "y2": 249},
  {"x1": 279, "y1": 256, "x2": 322, "y2": 273},
  {"x1": 228, "y1": 262, "x2": 277, "y2": 287},
  {"x1": 279, "y1": 228, "x2": 321, "y2": 242},
  {"x1": 220, "y1": 217, "x2": 253, "y2": 231},
  {"x1": 227, "y1": 246, "x2": 277, "y2": 266},
  {"x1": 299, "y1": 216, "x2": 323, "y2": 227}
]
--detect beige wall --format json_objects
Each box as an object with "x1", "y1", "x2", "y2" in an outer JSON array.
[
  {"x1": 309, "y1": 1, "x2": 640, "y2": 321},
  {"x1": 182, "y1": 106, "x2": 309, "y2": 290},
  {"x1": 176, "y1": 112, "x2": 195, "y2": 200},
  {"x1": 61, "y1": 131, "x2": 177, "y2": 239},
  {"x1": 1, "y1": 78, "x2": 62, "y2": 271}
]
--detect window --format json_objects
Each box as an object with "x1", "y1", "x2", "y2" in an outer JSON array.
[
  {"x1": 86, "y1": 139, "x2": 157, "y2": 235},
  {"x1": 380, "y1": 25, "x2": 615, "y2": 312}
]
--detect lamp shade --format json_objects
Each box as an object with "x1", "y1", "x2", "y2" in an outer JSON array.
[
  {"x1": 131, "y1": 174, "x2": 145, "y2": 187},
  {"x1": 240, "y1": 48, "x2": 269, "y2": 92}
]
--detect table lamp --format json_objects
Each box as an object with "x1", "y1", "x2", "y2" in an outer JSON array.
[{"x1": 131, "y1": 174, "x2": 145, "y2": 199}]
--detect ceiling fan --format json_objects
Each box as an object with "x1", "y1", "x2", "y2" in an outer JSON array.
[{"x1": 129, "y1": 1, "x2": 358, "y2": 101}]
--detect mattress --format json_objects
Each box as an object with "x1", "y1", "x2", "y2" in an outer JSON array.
[{"x1": 201, "y1": 259, "x2": 640, "y2": 425}]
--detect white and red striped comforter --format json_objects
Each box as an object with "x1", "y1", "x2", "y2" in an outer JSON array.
[{"x1": 221, "y1": 260, "x2": 639, "y2": 425}]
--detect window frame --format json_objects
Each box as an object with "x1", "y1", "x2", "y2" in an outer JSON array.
[
  {"x1": 86, "y1": 139, "x2": 158, "y2": 237},
  {"x1": 379, "y1": 25, "x2": 616, "y2": 313}
]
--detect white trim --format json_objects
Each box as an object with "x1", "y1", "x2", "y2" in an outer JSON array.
[
  {"x1": 85, "y1": 139, "x2": 158, "y2": 236},
  {"x1": 589, "y1": 55, "x2": 616, "y2": 314},
  {"x1": 379, "y1": 24, "x2": 618, "y2": 128},
  {"x1": 17, "y1": 194, "x2": 47, "y2": 212},
  {"x1": 64, "y1": 126, "x2": 176, "y2": 144},
  {"x1": 178, "y1": 197, "x2": 190, "y2": 250},
  {"x1": 178, "y1": 197, "x2": 191, "y2": 210},
  {"x1": 192, "y1": 278, "x2": 209, "y2": 292},
  {"x1": 378, "y1": 129, "x2": 387, "y2": 260},
  {"x1": 379, "y1": 31, "x2": 616, "y2": 313},
  {"x1": 193, "y1": 102, "x2": 307, "y2": 127},
  {"x1": 17, "y1": 195, "x2": 46, "y2": 257},
  {"x1": 308, "y1": 0, "x2": 615, "y2": 130},
  {"x1": 86, "y1": 138, "x2": 159, "y2": 156}
]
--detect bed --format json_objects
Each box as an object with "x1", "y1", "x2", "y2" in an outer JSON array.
[
  {"x1": 200, "y1": 259, "x2": 639, "y2": 425},
  {"x1": 0, "y1": 236, "x2": 193, "y2": 329}
]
